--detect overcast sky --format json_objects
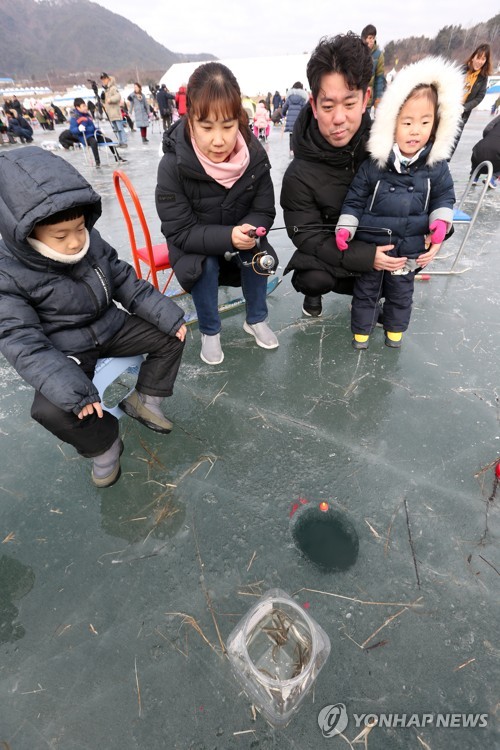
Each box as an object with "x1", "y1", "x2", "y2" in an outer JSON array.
[{"x1": 94, "y1": 0, "x2": 499, "y2": 59}]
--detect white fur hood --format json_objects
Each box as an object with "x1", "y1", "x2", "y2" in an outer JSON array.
[{"x1": 368, "y1": 56, "x2": 464, "y2": 168}]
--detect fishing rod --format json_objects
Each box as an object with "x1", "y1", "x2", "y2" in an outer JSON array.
[
  {"x1": 268, "y1": 223, "x2": 394, "y2": 237},
  {"x1": 224, "y1": 224, "x2": 394, "y2": 276},
  {"x1": 224, "y1": 227, "x2": 277, "y2": 275}
]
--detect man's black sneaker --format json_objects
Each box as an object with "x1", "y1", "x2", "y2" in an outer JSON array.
[{"x1": 302, "y1": 295, "x2": 322, "y2": 317}]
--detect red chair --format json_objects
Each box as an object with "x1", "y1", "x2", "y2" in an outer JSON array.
[{"x1": 113, "y1": 170, "x2": 174, "y2": 293}]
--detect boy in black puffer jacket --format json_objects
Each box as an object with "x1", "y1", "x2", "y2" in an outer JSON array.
[{"x1": 0, "y1": 147, "x2": 186, "y2": 488}]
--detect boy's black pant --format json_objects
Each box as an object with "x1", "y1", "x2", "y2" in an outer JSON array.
[
  {"x1": 351, "y1": 269, "x2": 415, "y2": 334},
  {"x1": 87, "y1": 134, "x2": 120, "y2": 165},
  {"x1": 31, "y1": 316, "x2": 185, "y2": 459}
]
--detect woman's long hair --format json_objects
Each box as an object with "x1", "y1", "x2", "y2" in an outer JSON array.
[{"x1": 465, "y1": 44, "x2": 492, "y2": 77}]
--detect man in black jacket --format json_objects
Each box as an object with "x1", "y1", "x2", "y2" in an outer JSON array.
[{"x1": 280, "y1": 33, "x2": 407, "y2": 317}]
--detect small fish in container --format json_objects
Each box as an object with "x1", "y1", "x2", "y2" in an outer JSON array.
[{"x1": 226, "y1": 588, "x2": 330, "y2": 727}]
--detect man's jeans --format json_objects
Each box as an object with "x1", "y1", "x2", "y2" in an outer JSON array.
[
  {"x1": 111, "y1": 118, "x2": 127, "y2": 145},
  {"x1": 191, "y1": 255, "x2": 268, "y2": 335}
]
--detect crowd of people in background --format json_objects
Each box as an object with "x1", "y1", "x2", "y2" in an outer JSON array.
[
  {"x1": 0, "y1": 27, "x2": 498, "y2": 487},
  {"x1": 1, "y1": 32, "x2": 498, "y2": 186}
]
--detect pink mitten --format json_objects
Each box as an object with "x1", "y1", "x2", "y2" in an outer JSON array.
[
  {"x1": 336, "y1": 228, "x2": 350, "y2": 251},
  {"x1": 429, "y1": 219, "x2": 447, "y2": 244}
]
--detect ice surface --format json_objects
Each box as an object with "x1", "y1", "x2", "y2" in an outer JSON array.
[{"x1": 0, "y1": 111, "x2": 499, "y2": 749}]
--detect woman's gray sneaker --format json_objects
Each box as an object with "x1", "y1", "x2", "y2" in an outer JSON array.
[
  {"x1": 243, "y1": 321, "x2": 279, "y2": 349},
  {"x1": 200, "y1": 333, "x2": 224, "y2": 364}
]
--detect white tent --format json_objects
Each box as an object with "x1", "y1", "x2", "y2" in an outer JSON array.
[
  {"x1": 49, "y1": 86, "x2": 97, "y2": 106},
  {"x1": 1, "y1": 86, "x2": 52, "y2": 97},
  {"x1": 160, "y1": 54, "x2": 311, "y2": 97}
]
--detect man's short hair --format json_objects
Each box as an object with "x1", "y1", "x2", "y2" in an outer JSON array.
[
  {"x1": 74, "y1": 97, "x2": 85, "y2": 108},
  {"x1": 100, "y1": 72, "x2": 109, "y2": 80},
  {"x1": 307, "y1": 33, "x2": 373, "y2": 102},
  {"x1": 361, "y1": 24, "x2": 377, "y2": 40}
]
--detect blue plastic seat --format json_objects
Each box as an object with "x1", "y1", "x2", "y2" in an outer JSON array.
[
  {"x1": 452, "y1": 209, "x2": 471, "y2": 222},
  {"x1": 93, "y1": 356, "x2": 144, "y2": 418}
]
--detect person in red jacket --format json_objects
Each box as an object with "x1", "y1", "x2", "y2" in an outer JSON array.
[{"x1": 175, "y1": 85, "x2": 187, "y2": 116}]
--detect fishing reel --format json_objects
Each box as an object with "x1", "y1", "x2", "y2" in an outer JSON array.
[{"x1": 224, "y1": 227, "x2": 276, "y2": 275}]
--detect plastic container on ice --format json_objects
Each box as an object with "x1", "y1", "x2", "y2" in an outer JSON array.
[{"x1": 226, "y1": 588, "x2": 331, "y2": 727}]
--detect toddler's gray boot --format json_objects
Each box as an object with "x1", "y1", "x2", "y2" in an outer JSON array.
[{"x1": 92, "y1": 437, "x2": 123, "y2": 488}]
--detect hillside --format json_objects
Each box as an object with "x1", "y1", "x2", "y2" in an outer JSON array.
[
  {"x1": 0, "y1": 0, "x2": 214, "y2": 81},
  {"x1": 385, "y1": 15, "x2": 500, "y2": 70}
]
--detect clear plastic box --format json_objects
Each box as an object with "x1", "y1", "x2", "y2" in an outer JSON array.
[{"x1": 226, "y1": 588, "x2": 331, "y2": 727}]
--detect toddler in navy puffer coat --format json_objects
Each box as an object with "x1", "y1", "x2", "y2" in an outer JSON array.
[{"x1": 335, "y1": 57, "x2": 463, "y2": 349}]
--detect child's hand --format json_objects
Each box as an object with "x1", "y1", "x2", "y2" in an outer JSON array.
[
  {"x1": 175, "y1": 324, "x2": 187, "y2": 342},
  {"x1": 231, "y1": 224, "x2": 257, "y2": 250},
  {"x1": 429, "y1": 219, "x2": 447, "y2": 244},
  {"x1": 78, "y1": 402, "x2": 103, "y2": 420},
  {"x1": 336, "y1": 229, "x2": 350, "y2": 251}
]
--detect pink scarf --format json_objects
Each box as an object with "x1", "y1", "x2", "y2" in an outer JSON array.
[{"x1": 191, "y1": 131, "x2": 250, "y2": 188}]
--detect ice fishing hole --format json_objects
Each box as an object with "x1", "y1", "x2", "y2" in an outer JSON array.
[{"x1": 291, "y1": 504, "x2": 359, "y2": 572}]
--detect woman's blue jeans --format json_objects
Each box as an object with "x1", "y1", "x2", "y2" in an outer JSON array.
[{"x1": 191, "y1": 255, "x2": 268, "y2": 335}]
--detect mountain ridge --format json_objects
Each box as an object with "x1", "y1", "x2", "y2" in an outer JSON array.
[{"x1": 0, "y1": 0, "x2": 215, "y2": 81}]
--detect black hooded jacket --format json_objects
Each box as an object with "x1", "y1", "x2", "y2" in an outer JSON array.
[
  {"x1": 280, "y1": 104, "x2": 378, "y2": 283},
  {"x1": 0, "y1": 147, "x2": 185, "y2": 415},
  {"x1": 155, "y1": 119, "x2": 276, "y2": 292},
  {"x1": 472, "y1": 114, "x2": 500, "y2": 174},
  {"x1": 462, "y1": 64, "x2": 488, "y2": 123}
]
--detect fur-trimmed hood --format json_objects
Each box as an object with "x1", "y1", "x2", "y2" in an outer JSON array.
[{"x1": 368, "y1": 56, "x2": 464, "y2": 168}]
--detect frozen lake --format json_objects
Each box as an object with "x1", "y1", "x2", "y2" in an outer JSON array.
[{"x1": 0, "y1": 109, "x2": 499, "y2": 750}]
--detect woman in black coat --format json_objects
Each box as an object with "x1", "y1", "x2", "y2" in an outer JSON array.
[
  {"x1": 156, "y1": 62, "x2": 278, "y2": 366},
  {"x1": 450, "y1": 43, "x2": 492, "y2": 157}
]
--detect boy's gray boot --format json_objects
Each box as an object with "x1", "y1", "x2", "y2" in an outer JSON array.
[
  {"x1": 119, "y1": 390, "x2": 173, "y2": 433},
  {"x1": 92, "y1": 437, "x2": 123, "y2": 488},
  {"x1": 200, "y1": 333, "x2": 224, "y2": 365}
]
